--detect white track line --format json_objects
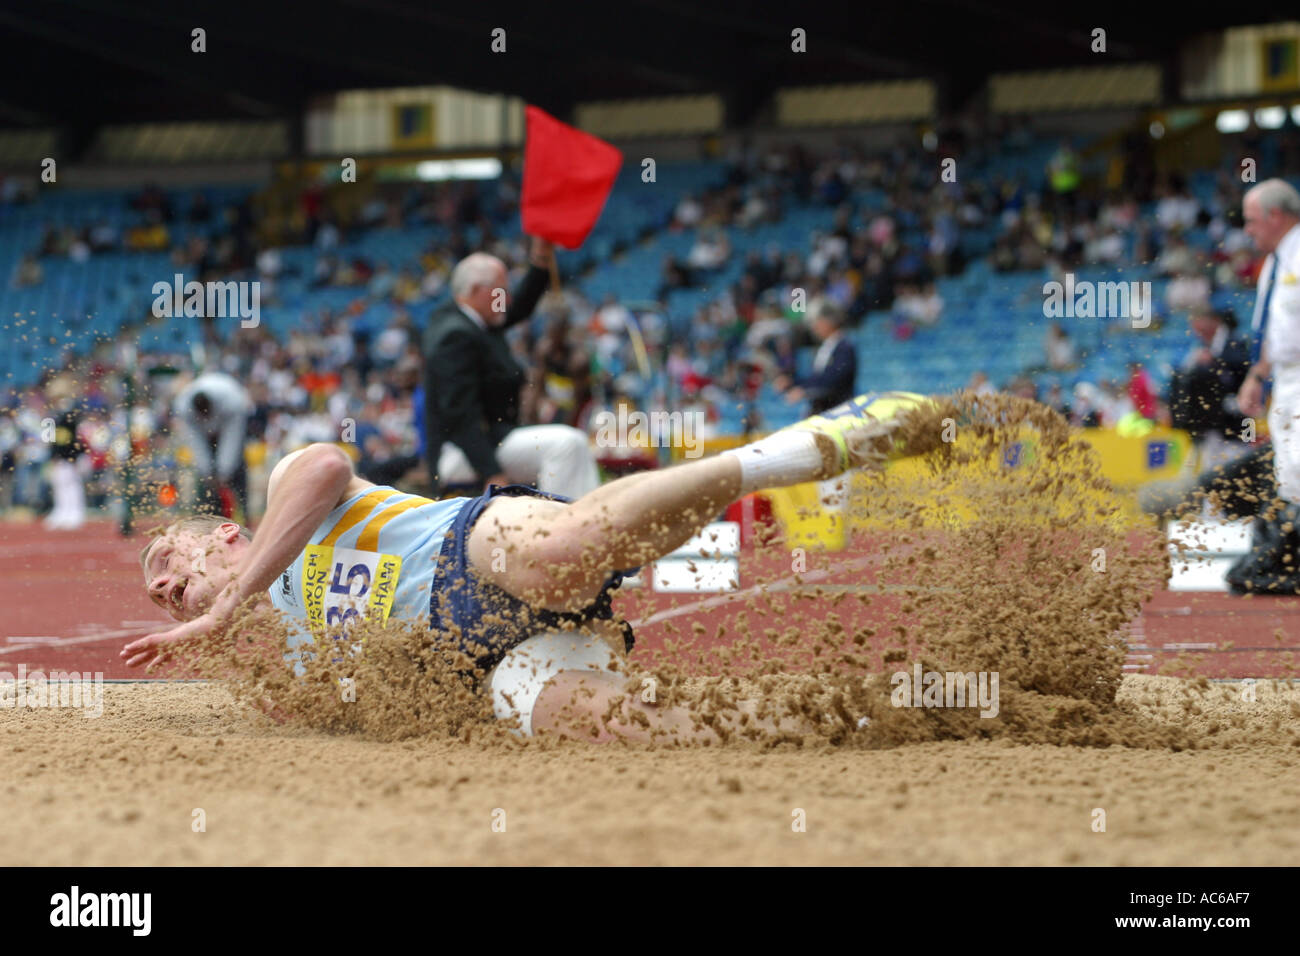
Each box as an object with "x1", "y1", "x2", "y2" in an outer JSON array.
[
  {"x1": 0, "y1": 623, "x2": 153, "y2": 654},
  {"x1": 0, "y1": 540, "x2": 139, "y2": 559},
  {"x1": 629, "y1": 553, "x2": 880, "y2": 626},
  {"x1": 0, "y1": 634, "x2": 137, "y2": 655}
]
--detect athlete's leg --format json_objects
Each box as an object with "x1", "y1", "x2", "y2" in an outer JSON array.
[
  {"x1": 468, "y1": 392, "x2": 922, "y2": 612},
  {"x1": 467, "y1": 453, "x2": 743, "y2": 611}
]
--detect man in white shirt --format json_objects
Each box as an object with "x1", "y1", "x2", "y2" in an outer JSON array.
[{"x1": 1237, "y1": 178, "x2": 1300, "y2": 503}]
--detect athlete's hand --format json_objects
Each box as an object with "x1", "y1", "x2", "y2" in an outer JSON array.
[{"x1": 120, "y1": 612, "x2": 222, "y2": 669}]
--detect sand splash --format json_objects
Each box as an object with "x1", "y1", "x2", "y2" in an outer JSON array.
[{"x1": 168, "y1": 393, "x2": 1248, "y2": 750}]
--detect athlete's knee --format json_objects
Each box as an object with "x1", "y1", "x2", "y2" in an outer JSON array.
[
  {"x1": 491, "y1": 634, "x2": 625, "y2": 739},
  {"x1": 530, "y1": 671, "x2": 619, "y2": 740}
]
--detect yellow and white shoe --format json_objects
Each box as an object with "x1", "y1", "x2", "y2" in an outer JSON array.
[{"x1": 786, "y1": 391, "x2": 932, "y2": 476}]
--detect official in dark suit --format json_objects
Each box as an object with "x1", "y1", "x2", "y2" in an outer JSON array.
[
  {"x1": 778, "y1": 304, "x2": 858, "y2": 413},
  {"x1": 422, "y1": 238, "x2": 599, "y2": 496}
]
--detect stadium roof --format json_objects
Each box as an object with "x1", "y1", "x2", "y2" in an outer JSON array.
[{"x1": 0, "y1": 1, "x2": 1288, "y2": 130}]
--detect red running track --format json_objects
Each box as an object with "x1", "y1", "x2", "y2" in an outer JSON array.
[{"x1": 1, "y1": 519, "x2": 1296, "y2": 681}]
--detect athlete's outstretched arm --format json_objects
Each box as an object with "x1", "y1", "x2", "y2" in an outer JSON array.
[
  {"x1": 230, "y1": 443, "x2": 370, "y2": 603},
  {"x1": 123, "y1": 443, "x2": 367, "y2": 667}
]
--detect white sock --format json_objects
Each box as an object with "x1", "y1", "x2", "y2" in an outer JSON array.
[{"x1": 724, "y1": 431, "x2": 826, "y2": 495}]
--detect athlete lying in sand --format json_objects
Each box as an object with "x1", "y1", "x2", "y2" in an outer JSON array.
[{"x1": 129, "y1": 392, "x2": 930, "y2": 742}]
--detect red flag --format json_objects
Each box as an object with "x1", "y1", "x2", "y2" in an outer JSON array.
[{"x1": 521, "y1": 105, "x2": 622, "y2": 250}]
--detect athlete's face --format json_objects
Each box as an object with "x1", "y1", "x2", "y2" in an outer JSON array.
[{"x1": 142, "y1": 525, "x2": 247, "y2": 622}]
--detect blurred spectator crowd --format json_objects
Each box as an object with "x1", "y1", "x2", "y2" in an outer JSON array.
[{"x1": 4, "y1": 111, "x2": 1300, "y2": 522}]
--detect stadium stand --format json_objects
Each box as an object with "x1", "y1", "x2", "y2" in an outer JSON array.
[{"x1": 3, "y1": 117, "x2": 1300, "y2": 520}]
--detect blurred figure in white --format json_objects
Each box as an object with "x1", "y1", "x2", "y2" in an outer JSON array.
[
  {"x1": 687, "y1": 230, "x2": 731, "y2": 271},
  {"x1": 1044, "y1": 322, "x2": 1077, "y2": 371},
  {"x1": 1070, "y1": 381, "x2": 1103, "y2": 427},
  {"x1": 43, "y1": 376, "x2": 85, "y2": 531},
  {"x1": 173, "y1": 370, "x2": 253, "y2": 517},
  {"x1": 967, "y1": 370, "x2": 996, "y2": 396},
  {"x1": 894, "y1": 282, "x2": 944, "y2": 328}
]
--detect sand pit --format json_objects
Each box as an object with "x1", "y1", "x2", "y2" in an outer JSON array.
[
  {"x1": 0, "y1": 676, "x2": 1296, "y2": 866},
  {"x1": 8, "y1": 395, "x2": 1298, "y2": 866}
]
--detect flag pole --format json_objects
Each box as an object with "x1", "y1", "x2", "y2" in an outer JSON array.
[{"x1": 547, "y1": 252, "x2": 561, "y2": 293}]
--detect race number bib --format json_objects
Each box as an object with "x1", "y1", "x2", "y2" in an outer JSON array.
[{"x1": 302, "y1": 544, "x2": 402, "y2": 635}]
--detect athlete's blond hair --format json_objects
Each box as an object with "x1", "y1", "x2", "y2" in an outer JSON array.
[{"x1": 138, "y1": 514, "x2": 252, "y2": 574}]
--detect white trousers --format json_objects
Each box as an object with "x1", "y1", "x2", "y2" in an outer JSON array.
[
  {"x1": 45, "y1": 459, "x2": 86, "y2": 530},
  {"x1": 1269, "y1": 372, "x2": 1300, "y2": 503},
  {"x1": 438, "y1": 424, "x2": 600, "y2": 498}
]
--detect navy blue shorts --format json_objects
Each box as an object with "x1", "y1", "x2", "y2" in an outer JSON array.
[{"x1": 428, "y1": 484, "x2": 637, "y2": 680}]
